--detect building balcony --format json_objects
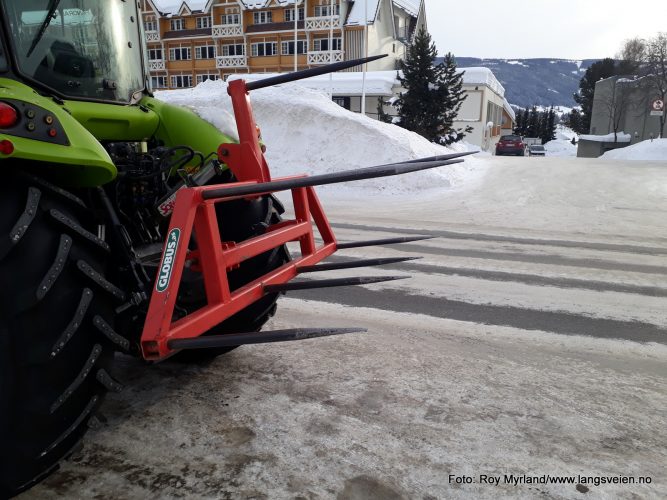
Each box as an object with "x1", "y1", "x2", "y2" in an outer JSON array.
[
  {"x1": 145, "y1": 31, "x2": 160, "y2": 42},
  {"x1": 212, "y1": 24, "x2": 243, "y2": 37},
  {"x1": 305, "y1": 16, "x2": 340, "y2": 30},
  {"x1": 148, "y1": 59, "x2": 166, "y2": 71},
  {"x1": 307, "y1": 50, "x2": 343, "y2": 65},
  {"x1": 216, "y1": 55, "x2": 248, "y2": 68}
]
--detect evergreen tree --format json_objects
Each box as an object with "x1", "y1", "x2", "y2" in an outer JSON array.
[
  {"x1": 547, "y1": 107, "x2": 557, "y2": 142},
  {"x1": 573, "y1": 58, "x2": 616, "y2": 134},
  {"x1": 526, "y1": 106, "x2": 539, "y2": 137},
  {"x1": 440, "y1": 52, "x2": 469, "y2": 144},
  {"x1": 539, "y1": 107, "x2": 557, "y2": 144},
  {"x1": 520, "y1": 108, "x2": 530, "y2": 136},
  {"x1": 395, "y1": 29, "x2": 468, "y2": 144},
  {"x1": 565, "y1": 108, "x2": 582, "y2": 133},
  {"x1": 376, "y1": 97, "x2": 392, "y2": 123},
  {"x1": 513, "y1": 108, "x2": 524, "y2": 135}
]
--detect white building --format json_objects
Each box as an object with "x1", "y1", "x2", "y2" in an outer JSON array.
[{"x1": 454, "y1": 67, "x2": 516, "y2": 150}]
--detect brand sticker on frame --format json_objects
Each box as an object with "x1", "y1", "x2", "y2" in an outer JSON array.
[{"x1": 156, "y1": 228, "x2": 181, "y2": 292}]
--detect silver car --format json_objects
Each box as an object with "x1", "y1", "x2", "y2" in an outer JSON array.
[{"x1": 528, "y1": 145, "x2": 546, "y2": 156}]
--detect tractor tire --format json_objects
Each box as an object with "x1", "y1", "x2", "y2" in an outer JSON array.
[
  {"x1": 174, "y1": 193, "x2": 290, "y2": 362},
  {"x1": 0, "y1": 173, "x2": 123, "y2": 497}
]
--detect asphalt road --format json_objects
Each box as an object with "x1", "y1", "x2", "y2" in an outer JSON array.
[{"x1": 20, "y1": 156, "x2": 667, "y2": 500}]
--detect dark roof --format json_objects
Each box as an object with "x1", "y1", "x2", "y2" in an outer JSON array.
[
  {"x1": 246, "y1": 21, "x2": 304, "y2": 33},
  {"x1": 163, "y1": 27, "x2": 212, "y2": 39}
]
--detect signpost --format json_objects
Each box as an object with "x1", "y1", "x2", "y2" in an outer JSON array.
[{"x1": 650, "y1": 98, "x2": 664, "y2": 116}]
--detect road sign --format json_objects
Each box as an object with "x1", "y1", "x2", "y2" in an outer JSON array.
[{"x1": 651, "y1": 98, "x2": 664, "y2": 116}]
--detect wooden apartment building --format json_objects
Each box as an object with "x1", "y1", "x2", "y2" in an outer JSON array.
[{"x1": 139, "y1": 0, "x2": 426, "y2": 90}]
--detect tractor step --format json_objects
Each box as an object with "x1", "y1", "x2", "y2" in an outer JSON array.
[
  {"x1": 168, "y1": 327, "x2": 366, "y2": 350},
  {"x1": 297, "y1": 256, "x2": 420, "y2": 273},
  {"x1": 337, "y1": 235, "x2": 435, "y2": 249},
  {"x1": 264, "y1": 275, "x2": 408, "y2": 293}
]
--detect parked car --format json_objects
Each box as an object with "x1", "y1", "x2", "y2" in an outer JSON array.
[
  {"x1": 496, "y1": 135, "x2": 526, "y2": 156},
  {"x1": 528, "y1": 145, "x2": 546, "y2": 156}
]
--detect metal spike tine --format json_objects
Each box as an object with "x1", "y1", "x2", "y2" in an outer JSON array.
[
  {"x1": 401, "y1": 151, "x2": 479, "y2": 164},
  {"x1": 203, "y1": 159, "x2": 464, "y2": 200},
  {"x1": 245, "y1": 54, "x2": 388, "y2": 91},
  {"x1": 168, "y1": 328, "x2": 366, "y2": 350},
  {"x1": 297, "y1": 256, "x2": 422, "y2": 273},
  {"x1": 264, "y1": 275, "x2": 409, "y2": 293},
  {"x1": 337, "y1": 236, "x2": 435, "y2": 250}
]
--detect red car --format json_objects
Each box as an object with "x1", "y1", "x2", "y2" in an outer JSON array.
[{"x1": 496, "y1": 135, "x2": 526, "y2": 156}]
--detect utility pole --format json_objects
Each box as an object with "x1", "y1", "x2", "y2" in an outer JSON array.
[{"x1": 360, "y1": 0, "x2": 368, "y2": 116}]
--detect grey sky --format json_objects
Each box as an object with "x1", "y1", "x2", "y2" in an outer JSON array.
[{"x1": 425, "y1": 0, "x2": 665, "y2": 59}]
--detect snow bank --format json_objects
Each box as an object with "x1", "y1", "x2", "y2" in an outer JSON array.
[
  {"x1": 544, "y1": 140, "x2": 577, "y2": 157},
  {"x1": 229, "y1": 71, "x2": 398, "y2": 96},
  {"x1": 579, "y1": 132, "x2": 631, "y2": 143},
  {"x1": 155, "y1": 80, "x2": 486, "y2": 196},
  {"x1": 601, "y1": 139, "x2": 667, "y2": 161}
]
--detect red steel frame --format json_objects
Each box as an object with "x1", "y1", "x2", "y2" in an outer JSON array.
[{"x1": 140, "y1": 79, "x2": 338, "y2": 361}]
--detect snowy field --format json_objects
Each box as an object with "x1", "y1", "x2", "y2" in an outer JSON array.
[{"x1": 21, "y1": 84, "x2": 667, "y2": 499}]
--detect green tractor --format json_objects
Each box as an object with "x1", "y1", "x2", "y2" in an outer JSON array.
[{"x1": 0, "y1": 1, "x2": 470, "y2": 496}]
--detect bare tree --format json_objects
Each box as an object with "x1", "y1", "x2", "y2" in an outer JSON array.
[
  {"x1": 616, "y1": 37, "x2": 646, "y2": 75},
  {"x1": 644, "y1": 33, "x2": 667, "y2": 137}
]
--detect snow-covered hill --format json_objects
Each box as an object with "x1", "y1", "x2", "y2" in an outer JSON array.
[{"x1": 442, "y1": 57, "x2": 600, "y2": 108}]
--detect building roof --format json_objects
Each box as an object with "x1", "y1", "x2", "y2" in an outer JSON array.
[
  {"x1": 458, "y1": 67, "x2": 505, "y2": 97},
  {"x1": 393, "y1": 0, "x2": 420, "y2": 17},
  {"x1": 229, "y1": 70, "x2": 400, "y2": 96},
  {"x1": 346, "y1": 0, "x2": 381, "y2": 26}
]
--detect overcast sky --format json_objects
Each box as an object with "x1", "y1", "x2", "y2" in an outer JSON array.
[{"x1": 425, "y1": 0, "x2": 665, "y2": 60}]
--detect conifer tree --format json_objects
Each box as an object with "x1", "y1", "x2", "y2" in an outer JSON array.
[
  {"x1": 376, "y1": 97, "x2": 392, "y2": 123},
  {"x1": 526, "y1": 106, "x2": 540, "y2": 137},
  {"x1": 513, "y1": 109, "x2": 524, "y2": 135},
  {"x1": 395, "y1": 29, "x2": 468, "y2": 144}
]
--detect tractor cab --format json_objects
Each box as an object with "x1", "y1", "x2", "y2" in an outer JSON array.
[{"x1": 0, "y1": 0, "x2": 146, "y2": 104}]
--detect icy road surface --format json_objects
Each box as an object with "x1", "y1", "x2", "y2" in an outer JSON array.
[{"x1": 22, "y1": 156, "x2": 667, "y2": 499}]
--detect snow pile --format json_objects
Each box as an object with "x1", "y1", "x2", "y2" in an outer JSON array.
[
  {"x1": 155, "y1": 80, "x2": 486, "y2": 196},
  {"x1": 601, "y1": 139, "x2": 667, "y2": 161},
  {"x1": 579, "y1": 132, "x2": 632, "y2": 143},
  {"x1": 544, "y1": 140, "x2": 577, "y2": 157},
  {"x1": 229, "y1": 71, "x2": 398, "y2": 96}
]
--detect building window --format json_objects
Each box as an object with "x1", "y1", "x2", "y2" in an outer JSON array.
[
  {"x1": 251, "y1": 42, "x2": 277, "y2": 57},
  {"x1": 196, "y1": 74, "x2": 220, "y2": 84},
  {"x1": 196, "y1": 17, "x2": 211, "y2": 29},
  {"x1": 169, "y1": 47, "x2": 191, "y2": 61},
  {"x1": 147, "y1": 48, "x2": 163, "y2": 60},
  {"x1": 313, "y1": 38, "x2": 342, "y2": 51},
  {"x1": 333, "y1": 96, "x2": 350, "y2": 109},
  {"x1": 221, "y1": 13, "x2": 240, "y2": 25},
  {"x1": 253, "y1": 11, "x2": 272, "y2": 24},
  {"x1": 314, "y1": 4, "x2": 340, "y2": 17},
  {"x1": 170, "y1": 18, "x2": 185, "y2": 31},
  {"x1": 281, "y1": 40, "x2": 307, "y2": 55},
  {"x1": 222, "y1": 44, "x2": 245, "y2": 56},
  {"x1": 195, "y1": 45, "x2": 216, "y2": 59},
  {"x1": 150, "y1": 76, "x2": 167, "y2": 89},
  {"x1": 285, "y1": 8, "x2": 305, "y2": 22},
  {"x1": 171, "y1": 75, "x2": 193, "y2": 88},
  {"x1": 144, "y1": 17, "x2": 157, "y2": 32}
]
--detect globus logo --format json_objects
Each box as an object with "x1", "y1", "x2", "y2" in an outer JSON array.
[{"x1": 156, "y1": 228, "x2": 181, "y2": 292}]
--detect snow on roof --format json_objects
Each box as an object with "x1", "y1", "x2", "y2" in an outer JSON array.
[
  {"x1": 346, "y1": 0, "x2": 381, "y2": 25},
  {"x1": 393, "y1": 0, "x2": 420, "y2": 17},
  {"x1": 229, "y1": 70, "x2": 400, "y2": 96},
  {"x1": 458, "y1": 67, "x2": 505, "y2": 97},
  {"x1": 152, "y1": 0, "x2": 207, "y2": 15},
  {"x1": 579, "y1": 132, "x2": 632, "y2": 143},
  {"x1": 241, "y1": 0, "x2": 299, "y2": 9},
  {"x1": 502, "y1": 98, "x2": 515, "y2": 122}
]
